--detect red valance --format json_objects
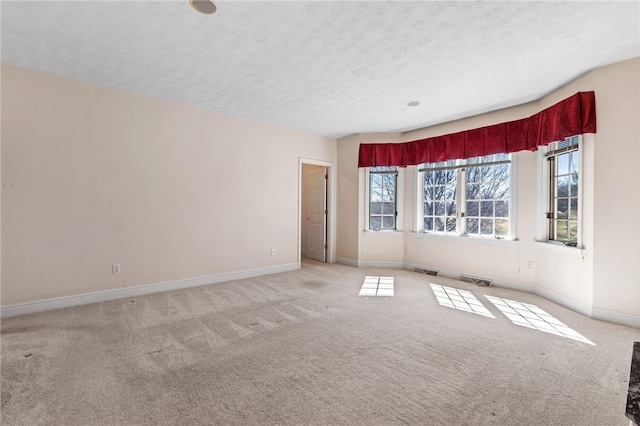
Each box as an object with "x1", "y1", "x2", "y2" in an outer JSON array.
[{"x1": 358, "y1": 91, "x2": 596, "y2": 167}]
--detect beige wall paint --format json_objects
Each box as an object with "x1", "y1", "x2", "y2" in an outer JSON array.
[
  {"x1": 1, "y1": 64, "x2": 336, "y2": 306},
  {"x1": 591, "y1": 58, "x2": 639, "y2": 316},
  {"x1": 336, "y1": 134, "x2": 360, "y2": 263},
  {"x1": 337, "y1": 57, "x2": 640, "y2": 322}
]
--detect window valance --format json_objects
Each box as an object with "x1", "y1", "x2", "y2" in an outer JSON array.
[{"x1": 358, "y1": 91, "x2": 596, "y2": 167}]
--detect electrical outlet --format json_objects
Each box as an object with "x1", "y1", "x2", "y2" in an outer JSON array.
[
  {"x1": 271, "y1": 249, "x2": 276, "y2": 256},
  {"x1": 527, "y1": 261, "x2": 534, "y2": 270},
  {"x1": 112, "y1": 264, "x2": 121, "y2": 274},
  {"x1": 417, "y1": 249, "x2": 422, "y2": 255}
]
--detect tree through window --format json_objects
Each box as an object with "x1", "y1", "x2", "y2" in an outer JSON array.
[
  {"x1": 369, "y1": 166, "x2": 397, "y2": 230},
  {"x1": 421, "y1": 154, "x2": 512, "y2": 238}
]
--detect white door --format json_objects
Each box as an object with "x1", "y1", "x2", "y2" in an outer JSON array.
[{"x1": 307, "y1": 167, "x2": 327, "y2": 262}]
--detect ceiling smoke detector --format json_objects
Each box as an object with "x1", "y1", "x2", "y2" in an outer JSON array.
[{"x1": 190, "y1": 0, "x2": 218, "y2": 15}]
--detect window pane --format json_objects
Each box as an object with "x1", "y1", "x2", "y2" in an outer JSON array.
[
  {"x1": 435, "y1": 217, "x2": 445, "y2": 232},
  {"x1": 424, "y1": 217, "x2": 433, "y2": 231},
  {"x1": 557, "y1": 153, "x2": 569, "y2": 176},
  {"x1": 495, "y1": 181, "x2": 509, "y2": 200},
  {"x1": 370, "y1": 188, "x2": 383, "y2": 202},
  {"x1": 495, "y1": 219, "x2": 509, "y2": 236},
  {"x1": 371, "y1": 174, "x2": 382, "y2": 187},
  {"x1": 435, "y1": 202, "x2": 445, "y2": 215},
  {"x1": 434, "y1": 185, "x2": 445, "y2": 200},
  {"x1": 570, "y1": 198, "x2": 578, "y2": 219},
  {"x1": 382, "y1": 216, "x2": 395, "y2": 229},
  {"x1": 424, "y1": 202, "x2": 433, "y2": 216},
  {"x1": 446, "y1": 218, "x2": 456, "y2": 232},
  {"x1": 445, "y1": 184, "x2": 456, "y2": 201},
  {"x1": 467, "y1": 167, "x2": 480, "y2": 183},
  {"x1": 467, "y1": 218, "x2": 479, "y2": 234},
  {"x1": 556, "y1": 220, "x2": 568, "y2": 240},
  {"x1": 556, "y1": 176, "x2": 569, "y2": 197},
  {"x1": 370, "y1": 216, "x2": 381, "y2": 230},
  {"x1": 467, "y1": 184, "x2": 479, "y2": 200},
  {"x1": 495, "y1": 164, "x2": 509, "y2": 181},
  {"x1": 480, "y1": 182, "x2": 495, "y2": 199},
  {"x1": 446, "y1": 201, "x2": 456, "y2": 216},
  {"x1": 570, "y1": 173, "x2": 578, "y2": 197},
  {"x1": 481, "y1": 201, "x2": 494, "y2": 217},
  {"x1": 480, "y1": 219, "x2": 494, "y2": 235},
  {"x1": 424, "y1": 185, "x2": 433, "y2": 201},
  {"x1": 480, "y1": 166, "x2": 492, "y2": 181},
  {"x1": 384, "y1": 184, "x2": 395, "y2": 200},
  {"x1": 570, "y1": 151, "x2": 578, "y2": 174},
  {"x1": 383, "y1": 202, "x2": 395, "y2": 215},
  {"x1": 370, "y1": 202, "x2": 382, "y2": 214},
  {"x1": 556, "y1": 198, "x2": 568, "y2": 219},
  {"x1": 495, "y1": 200, "x2": 509, "y2": 218},
  {"x1": 467, "y1": 201, "x2": 479, "y2": 217},
  {"x1": 569, "y1": 221, "x2": 578, "y2": 241}
]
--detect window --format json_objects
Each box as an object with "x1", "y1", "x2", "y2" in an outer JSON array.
[
  {"x1": 421, "y1": 154, "x2": 512, "y2": 238},
  {"x1": 369, "y1": 166, "x2": 397, "y2": 230},
  {"x1": 423, "y1": 160, "x2": 458, "y2": 234},
  {"x1": 546, "y1": 136, "x2": 580, "y2": 245},
  {"x1": 465, "y1": 155, "x2": 511, "y2": 237}
]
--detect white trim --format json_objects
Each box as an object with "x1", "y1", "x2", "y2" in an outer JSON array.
[
  {"x1": 357, "y1": 260, "x2": 404, "y2": 269},
  {"x1": 335, "y1": 257, "x2": 359, "y2": 267},
  {"x1": 0, "y1": 263, "x2": 298, "y2": 318},
  {"x1": 534, "y1": 286, "x2": 593, "y2": 318},
  {"x1": 363, "y1": 230, "x2": 404, "y2": 237},
  {"x1": 591, "y1": 307, "x2": 640, "y2": 329},
  {"x1": 409, "y1": 231, "x2": 518, "y2": 247}
]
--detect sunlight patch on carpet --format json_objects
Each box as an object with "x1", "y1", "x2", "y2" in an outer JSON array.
[
  {"x1": 485, "y1": 296, "x2": 595, "y2": 345},
  {"x1": 359, "y1": 276, "x2": 394, "y2": 297},
  {"x1": 430, "y1": 284, "x2": 494, "y2": 318}
]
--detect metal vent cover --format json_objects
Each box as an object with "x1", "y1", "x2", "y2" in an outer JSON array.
[
  {"x1": 460, "y1": 274, "x2": 492, "y2": 287},
  {"x1": 414, "y1": 268, "x2": 439, "y2": 276}
]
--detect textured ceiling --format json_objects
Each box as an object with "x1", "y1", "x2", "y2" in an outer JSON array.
[{"x1": 2, "y1": 1, "x2": 639, "y2": 138}]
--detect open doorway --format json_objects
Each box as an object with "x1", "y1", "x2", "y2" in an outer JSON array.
[{"x1": 299, "y1": 159, "x2": 335, "y2": 267}]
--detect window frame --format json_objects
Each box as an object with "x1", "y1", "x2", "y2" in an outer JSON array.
[
  {"x1": 365, "y1": 166, "x2": 401, "y2": 231},
  {"x1": 541, "y1": 135, "x2": 582, "y2": 247},
  {"x1": 417, "y1": 153, "x2": 516, "y2": 239}
]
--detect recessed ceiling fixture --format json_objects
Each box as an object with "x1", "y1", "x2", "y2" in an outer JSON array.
[
  {"x1": 407, "y1": 101, "x2": 420, "y2": 107},
  {"x1": 190, "y1": 0, "x2": 218, "y2": 15}
]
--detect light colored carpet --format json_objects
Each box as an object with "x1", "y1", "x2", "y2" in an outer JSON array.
[{"x1": 1, "y1": 260, "x2": 638, "y2": 425}]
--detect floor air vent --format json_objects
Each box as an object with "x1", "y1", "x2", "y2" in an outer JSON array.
[
  {"x1": 414, "y1": 268, "x2": 439, "y2": 276},
  {"x1": 460, "y1": 274, "x2": 492, "y2": 287}
]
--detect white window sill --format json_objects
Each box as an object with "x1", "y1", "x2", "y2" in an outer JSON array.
[
  {"x1": 410, "y1": 232, "x2": 517, "y2": 246},
  {"x1": 363, "y1": 230, "x2": 404, "y2": 236},
  {"x1": 535, "y1": 241, "x2": 585, "y2": 256}
]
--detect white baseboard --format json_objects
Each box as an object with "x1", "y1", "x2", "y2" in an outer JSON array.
[
  {"x1": 335, "y1": 257, "x2": 358, "y2": 267},
  {"x1": 357, "y1": 260, "x2": 404, "y2": 269},
  {"x1": 0, "y1": 263, "x2": 298, "y2": 318},
  {"x1": 534, "y1": 286, "x2": 594, "y2": 318},
  {"x1": 592, "y1": 307, "x2": 640, "y2": 328},
  {"x1": 336, "y1": 257, "x2": 403, "y2": 269}
]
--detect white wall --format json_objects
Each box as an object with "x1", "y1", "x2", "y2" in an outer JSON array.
[
  {"x1": 337, "y1": 57, "x2": 640, "y2": 326},
  {"x1": 1, "y1": 64, "x2": 337, "y2": 307}
]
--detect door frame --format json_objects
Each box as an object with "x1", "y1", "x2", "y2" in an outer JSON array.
[{"x1": 298, "y1": 158, "x2": 336, "y2": 267}]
